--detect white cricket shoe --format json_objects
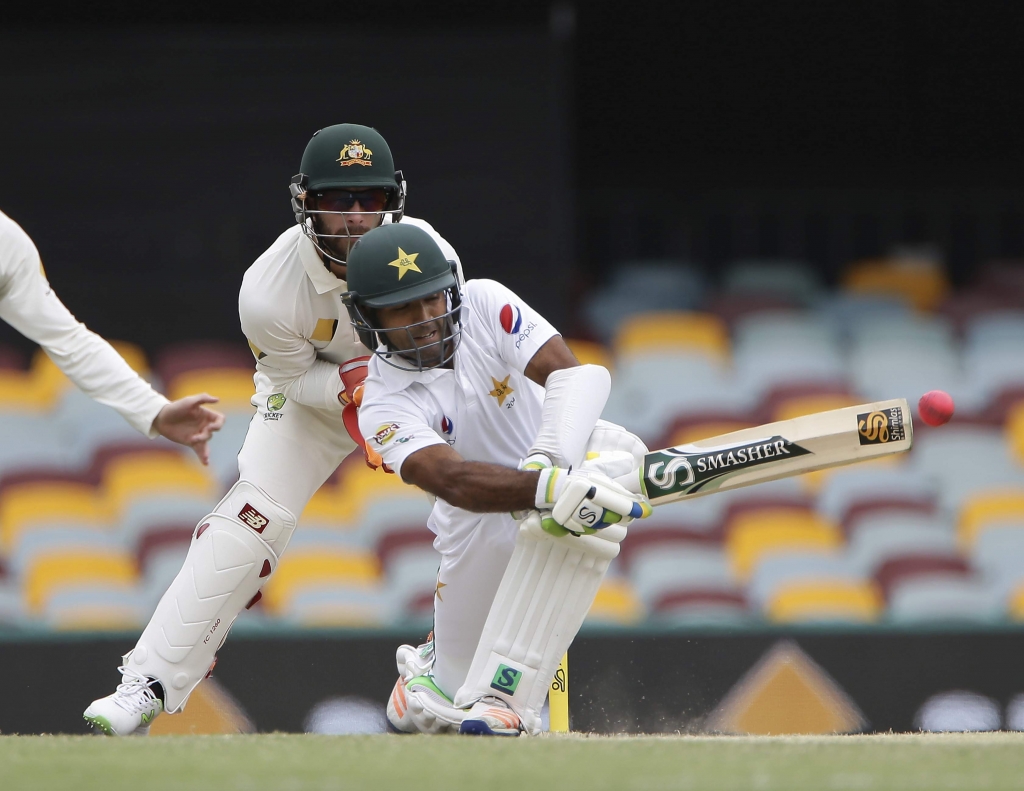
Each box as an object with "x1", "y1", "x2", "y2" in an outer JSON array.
[
  {"x1": 387, "y1": 673, "x2": 465, "y2": 734},
  {"x1": 83, "y1": 665, "x2": 164, "y2": 736},
  {"x1": 459, "y1": 696, "x2": 524, "y2": 737}
]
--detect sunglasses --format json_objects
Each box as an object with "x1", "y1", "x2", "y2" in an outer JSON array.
[{"x1": 312, "y1": 188, "x2": 390, "y2": 214}]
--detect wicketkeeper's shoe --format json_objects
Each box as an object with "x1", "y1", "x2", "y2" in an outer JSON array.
[
  {"x1": 83, "y1": 665, "x2": 164, "y2": 736},
  {"x1": 458, "y1": 696, "x2": 524, "y2": 737}
]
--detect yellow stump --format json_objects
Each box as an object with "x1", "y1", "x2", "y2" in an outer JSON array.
[{"x1": 549, "y1": 653, "x2": 570, "y2": 732}]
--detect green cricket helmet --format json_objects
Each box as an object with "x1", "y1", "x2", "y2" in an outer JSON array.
[
  {"x1": 342, "y1": 223, "x2": 463, "y2": 371},
  {"x1": 289, "y1": 123, "x2": 408, "y2": 266}
]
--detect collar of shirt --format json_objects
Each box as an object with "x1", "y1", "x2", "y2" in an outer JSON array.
[{"x1": 297, "y1": 228, "x2": 347, "y2": 295}]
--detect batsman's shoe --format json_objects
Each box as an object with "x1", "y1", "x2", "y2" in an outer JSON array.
[
  {"x1": 395, "y1": 632, "x2": 435, "y2": 682},
  {"x1": 387, "y1": 674, "x2": 464, "y2": 734},
  {"x1": 459, "y1": 696, "x2": 524, "y2": 737},
  {"x1": 83, "y1": 666, "x2": 164, "y2": 736}
]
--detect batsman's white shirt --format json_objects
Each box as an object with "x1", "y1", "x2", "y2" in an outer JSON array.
[
  {"x1": 358, "y1": 279, "x2": 560, "y2": 695},
  {"x1": 0, "y1": 209, "x2": 168, "y2": 435},
  {"x1": 358, "y1": 278, "x2": 559, "y2": 554}
]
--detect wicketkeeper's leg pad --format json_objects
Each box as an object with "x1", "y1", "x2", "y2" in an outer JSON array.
[
  {"x1": 452, "y1": 515, "x2": 625, "y2": 734},
  {"x1": 126, "y1": 481, "x2": 296, "y2": 713}
]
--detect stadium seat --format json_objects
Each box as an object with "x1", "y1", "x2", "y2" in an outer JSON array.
[
  {"x1": 44, "y1": 586, "x2": 147, "y2": 630},
  {"x1": 766, "y1": 580, "x2": 882, "y2": 623},
  {"x1": 817, "y1": 466, "x2": 939, "y2": 534},
  {"x1": 119, "y1": 494, "x2": 213, "y2": 545},
  {"x1": 747, "y1": 552, "x2": 865, "y2": 608},
  {"x1": 0, "y1": 416, "x2": 73, "y2": 476},
  {"x1": 564, "y1": 338, "x2": 613, "y2": 371},
  {"x1": 734, "y1": 344, "x2": 847, "y2": 404},
  {"x1": 261, "y1": 549, "x2": 380, "y2": 615},
  {"x1": 22, "y1": 549, "x2": 138, "y2": 613},
  {"x1": 964, "y1": 310, "x2": 1024, "y2": 353},
  {"x1": 586, "y1": 577, "x2": 644, "y2": 625},
  {"x1": 649, "y1": 588, "x2": 750, "y2": 625},
  {"x1": 657, "y1": 410, "x2": 756, "y2": 449},
  {"x1": 732, "y1": 311, "x2": 840, "y2": 354},
  {"x1": 0, "y1": 481, "x2": 111, "y2": 552},
  {"x1": 842, "y1": 257, "x2": 950, "y2": 311},
  {"x1": 887, "y1": 577, "x2": 1002, "y2": 623},
  {"x1": 957, "y1": 489, "x2": 1024, "y2": 549},
  {"x1": 912, "y1": 428, "x2": 1024, "y2": 510},
  {"x1": 155, "y1": 340, "x2": 253, "y2": 385},
  {"x1": 850, "y1": 314, "x2": 955, "y2": 352},
  {"x1": 9, "y1": 526, "x2": 126, "y2": 578},
  {"x1": 971, "y1": 525, "x2": 1024, "y2": 599},
  {"x1": 725, "y1": 510, "x2": 842, "y2": 580},
  {"x1": 850, "y1": 345, "x2": 964, "y2": 409},
  {"x1": 770, "y1": 393, "x2": 863, "y2": 424},
  {"x1": 168, "y1": 369, "x2": 256, "y2": 410},
  {"x1": 582, "y1": 261, "x2": 708, "y2": 342},
  {"x1": 964, "y1": 348, "x2": 1024, "y2": 409},
  {"x1": 874, "y1": 555, "x2": 970, "y2": 601},
  {"x1": 102, "y1": 450, "x2": 217, "y2": 514},
  {"x1": 281, "y1": 587, "x2": 392, "y2": 628},
  {"x1": 0, "y1": 581, "x2": 24, "y2": 625},
  {"x1": 52, "y1": 389, "x2": 146, "y2": 463},
  {"x1": 628, "y1": 545, "x2": 736, "y2": 610},
  {"x1": 845, "y1": 516, "x2": 958, "y2": 575},
  {"x1": 1009, "y1": 403, "x2": 1024, "y2": 465},
  {"x1": 722, "y1": 259, "x2": 822, "y2": 306},
  {"x1": 613, "y1": 312, "x2": 730, "y2": 368},
  {"x1": 205, "y1": 411, "x2": 254, "y2": 487},
  {"x1": 812, "y1": 293, "x2": 911, "y2": 341},
  {"x1": 383, "y1": 544, "x2": 440, "y2": 621}
]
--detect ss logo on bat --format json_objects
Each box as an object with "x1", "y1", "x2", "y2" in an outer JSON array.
[{"x1": 647, "y1": 455, "x2": 695, "y2": 491}]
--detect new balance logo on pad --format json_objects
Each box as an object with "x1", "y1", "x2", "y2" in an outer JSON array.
[
  {"x1": 238, "y1": 503, "x2": 269, "y2": 533},
  {"x1": 490, "y1": 664, "x2": 522, "y2": 695}
]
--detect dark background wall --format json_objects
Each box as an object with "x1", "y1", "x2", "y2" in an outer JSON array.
[{"x1": 1, "y1": 1, "x2": 1022, "y2": 357}]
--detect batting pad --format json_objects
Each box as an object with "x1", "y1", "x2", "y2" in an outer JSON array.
[
  {"x1": 126, "y1": 482, "x2": 296, "y2": 713},
  {"x1": 453, "y1": 514, "x2": 624, "y2": 733}
]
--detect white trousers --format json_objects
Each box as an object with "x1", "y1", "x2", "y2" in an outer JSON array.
[
  {"x1": 236, "y1": 399, "x2": 355, "y2": 519},
  {"x1": 429, "y1": 514, "x2": 519, "y2": 698}
]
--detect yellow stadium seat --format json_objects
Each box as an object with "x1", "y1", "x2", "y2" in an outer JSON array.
[
  {"x1": 23, "y1": 550, "x2": 137, "y2": 612},
  {"x1": 102, "y1": 452, "x2": 217, "y2": 513},
  {"x1": 766, "y1": 581, "x2": 882, "y2": 623},
  {"x1": 614, "y1": 311, "x2": 730, "y2": 360},
  {"x1": 842, "y1": 258, "x2": 950, "y2": 311},
  {"x1": 1008, "y1": 584, "x2": 1024, "y2": 621},
  {"x1": 334, "y1": 462, "x2": 425, "y2": 524},
  {"x1": 772, "y1": 394, "x2": 862, "y2": 423},
  {"x1": 565, "y1": 339, "x2": 614, "y2": 371},
  {"x1": 1008, "y1": 402, "x2": 1024, "y2": 466},
  {"x1": 0, "y1": 370, "x2": 52, "y2": 411},
  {"x1": 168, "y1": 369, "x2": 256, "y2": 410},
  {"x1": 669, "y1": 421, "x2": 754, "y2": 447},
  {"x1": 0, "y1": 482, "x2": 111, "y2": 551},
  {"x1": 261, "y1": 550, "x2": 380, "y2": 614},
  {"x1": 957, "y1": 489, "x2": 1024, "y2": 549},
  {"x1": 106, "y1": 341, "x2": 150, "y2": 377},
  {"x1": 586, "y1": 578, "x2": 644, "y2": 624},
  {"x1": 727, "y1": 510, "x2": 842, "y2": 580}
]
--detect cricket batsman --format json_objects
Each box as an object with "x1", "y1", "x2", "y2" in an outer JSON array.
[
  {"x1": 84, "y1": 124, "x2": 461, "y2": 735},
  {"x1": 347, "y1": 222, "x2": 650, "y2": 736},
  {"x1": 0, "y1": 210, "x2": 224, "y2": 461}
]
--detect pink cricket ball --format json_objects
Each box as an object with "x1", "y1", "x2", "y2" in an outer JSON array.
[{"x1": 918, "y1": 390, "x2": 955, "y2": 427}]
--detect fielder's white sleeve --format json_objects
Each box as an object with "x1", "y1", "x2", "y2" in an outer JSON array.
[
  {"x1": 0, "y1": 211, "x2": 168, "y2": 437},
  {"x1": 238, "y1": 278, "x2": 345, "y2": 410}
]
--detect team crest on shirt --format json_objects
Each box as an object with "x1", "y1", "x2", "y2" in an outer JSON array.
[
  {"x1": 499, "y1": 304, "x2": 523, "y2": 334},
  {"x1": 489, "y1": 375, "x2": 515, "y2": 408},
  {"x1": 336, "y1": 139, "x2": 373, "y2": 167}
]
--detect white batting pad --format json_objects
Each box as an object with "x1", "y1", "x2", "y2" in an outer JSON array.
[
  {"x1": 126, "y1": 481, "x2": 295, "y2": 713},
  {"x1": 453, "y1": 514, "x2": 623, "y2": 733}
]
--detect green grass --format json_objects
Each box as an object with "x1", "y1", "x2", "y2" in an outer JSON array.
[{"x1": 2, "y1": 732, "x2": 1023, "y2": 791}]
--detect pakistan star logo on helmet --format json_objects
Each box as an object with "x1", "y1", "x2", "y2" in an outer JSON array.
[{"x1": 337, "y1": 140, "x2": 373, "y2": 167}]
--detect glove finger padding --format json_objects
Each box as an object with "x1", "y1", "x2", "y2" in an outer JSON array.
[
  {"x1": 580, "y1": 450, "x2": 638, "y2": 481},
  {"x1": 539, "y1": 468, "x2": 650, "y2": 537}
]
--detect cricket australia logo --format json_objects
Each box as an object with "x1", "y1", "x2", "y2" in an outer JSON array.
[
  {"x1": 336, "y1": 139, "x2": 373, "y2": 167},
  {"x1": 642, "y1": 436, "x2": 813, "y2": 501}
]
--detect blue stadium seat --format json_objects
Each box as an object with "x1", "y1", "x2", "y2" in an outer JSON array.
[
  {"x1": 912, "y1": 427, "x2": 1024, "y2": 510},
  {"x1": 817, "y1": 466, "x2": 939, "y2": 529},
  {"x1": 733, "y1": 312, "x2": 841, "y2": 355},
  {"x1": 722, "y1": 260, "x2": 822, "y2": 306},
  {"x1": 747, "y1": 552, "x2": 861, "y2": 608},
  {"x1": 846, "y1": 516, "x2": 958, "y2": 576},
  {"x1": 812, "y1": 293, "x2": 912, "y2": 340},
  {"x1": 964, "y1": 310, "x2": 1024, "y2": 353},
  {"x1": 629, "y1": 545, "x2": 738, "y2": 610},
  {"x1": 281, "y1": 587, "x2": 393, "y2": 628},
  {"x1": 887, "y1": 577, "x2": 1003, "y2": 623}
]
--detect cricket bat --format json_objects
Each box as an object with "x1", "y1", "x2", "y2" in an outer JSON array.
[{"x1": 614, "y1": 398, "x2": 913, "y2": 507}]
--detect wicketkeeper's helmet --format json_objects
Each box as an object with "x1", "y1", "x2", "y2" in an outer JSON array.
[{"x1": 289, "y1": 123, "x2": 407, "y2": 266}]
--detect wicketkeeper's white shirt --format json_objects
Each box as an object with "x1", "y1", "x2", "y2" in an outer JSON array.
[
  {"x1": 0, "y1": 209, "x2": 168, "y2": 436},
  {"x1": 358, "y1": 278, "x2": 559, "y2": 555},
  {"x1": 239, "y1": 218, "x2": 460, "y2": 414}
]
